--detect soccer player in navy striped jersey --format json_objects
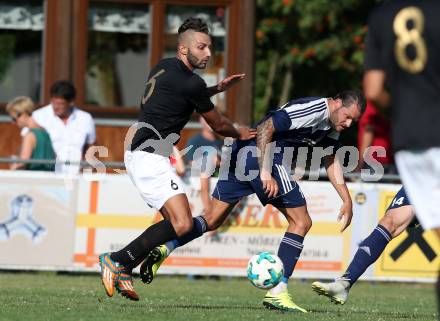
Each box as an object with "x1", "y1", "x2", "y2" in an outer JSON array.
[
  {"x1": 140, "y1": 91, "x2": 366, "y2": 313},
  {"x1": 312, "y1": 187, "x2": 417, "y2": 305}
]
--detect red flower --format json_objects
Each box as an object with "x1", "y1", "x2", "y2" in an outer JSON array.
[
  {"x1": 256, "y1": 30, "x2": 265, "y2": 40},
  {"x1": 290, "y1": 47, "x2": 300, "y2": 56},
  {"x1": 304, "y1": 48, "x2": 316, "y2": 58},
  {"x1": 354, "y1": 35, "x2": 362, "y2": 44}
]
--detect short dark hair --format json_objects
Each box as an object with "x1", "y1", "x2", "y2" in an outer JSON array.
[
  {"x1": 50, "y1": 80, "x2": 76, "y2": 101},
  {"x1": 178, "y1": 17, "x2": 209, "y2": 35},
  {"x1": 334, "y1": 90, "x2": 366, "y2": 114}
]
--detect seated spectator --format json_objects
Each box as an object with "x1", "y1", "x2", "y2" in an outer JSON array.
[
  {"x1": 6, "y1": 96, "x2": 55, "y2": 171},
  {"x1": 356, "y1": 100, "x2": 395, "y2": 175},
  {"x1": 32, "y1": 80, "x2": 96, "y2": 173}
]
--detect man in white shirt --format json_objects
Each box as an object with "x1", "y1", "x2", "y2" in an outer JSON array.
[{"x1": 33, "y1": 80, "x2": 96, "y2": 173}]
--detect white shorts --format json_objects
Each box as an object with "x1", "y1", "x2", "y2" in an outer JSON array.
[
  {"x1": 124, "y1": 150, "x2": 185, "y2": 210},
  {"x1": 395, "y1": 148, "x2": 440, "y2": 230}
]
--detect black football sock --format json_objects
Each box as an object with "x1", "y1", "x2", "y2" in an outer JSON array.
[{"x1": 110, "y1": 220, "x2": 177, "y2": 271}]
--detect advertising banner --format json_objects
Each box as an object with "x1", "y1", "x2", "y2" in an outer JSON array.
[
  {"x1": 0, "y1": 171, "x2": 77, "y2": 268},
  {"x1": 0, "y1": 170, "x2": 437, "y2": 282},
  {"x1": 374, "y1": 189, "x2": 440, "y2": 280},
  {"x1": 74, "y1": 177, "x2": 354, "y2": 279}
]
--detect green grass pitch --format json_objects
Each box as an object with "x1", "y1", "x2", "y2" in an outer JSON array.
[{"x1": 0, "y1": 272, "x2": 437, "y2": 321}]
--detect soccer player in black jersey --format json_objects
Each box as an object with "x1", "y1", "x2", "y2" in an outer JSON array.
[
  {"x1": 98, "y1": 17, "x2": 256, "y2": 301},
  {"x1": 363, "y1": 0, "x2": 440, "y2": 313}
]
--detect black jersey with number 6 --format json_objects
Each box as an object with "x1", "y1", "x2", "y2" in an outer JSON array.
[
  {"x1": 365, "y1": 0, "x2": 440, "y2": 151},
  {"x1": 131, "y1": 58, "x2": 214, "y2": 153}
]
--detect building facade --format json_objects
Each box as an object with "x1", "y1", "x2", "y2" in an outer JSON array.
[{"x1": 0, "y1": 0, "x2": 255, "y2": 166}]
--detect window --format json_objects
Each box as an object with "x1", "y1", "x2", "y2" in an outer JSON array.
[
  {"x1": 0, "y1": 0, "x2": 44, "y2": 103},
  {"x1": 164, "y1": 5, "x2": 227, "y2": 111},
  {"x1": 86, "y1": 2, "x2": 150, "y2": 108}
]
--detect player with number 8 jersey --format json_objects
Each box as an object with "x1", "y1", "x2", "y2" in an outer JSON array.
[
  {"x1": 98, "y1": 17, "x2": 256, "y2": 301},
  {"x1": 363, "y1": 0, "x2": 440, "y2": 313},
  {"x1": 364, "y1": 1, "x2": 440, "y2": 153}
]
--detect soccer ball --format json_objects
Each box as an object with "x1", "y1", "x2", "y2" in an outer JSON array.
[{"x1": 246, "y1": 252, "x2": 284, "y2": 290}]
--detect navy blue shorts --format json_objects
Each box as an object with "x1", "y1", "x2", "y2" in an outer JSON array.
[
  {"x1": 386, "y1": 187, "x2": 418, "y2": 227},
  {"x1": 213, "y1": 172, "x2": 305, "y2": 208},
  {"x1": 386, "y1": 187, "x2": 411, "y2": 211},
  {"x1": 212, "y1": 148, "x2": 306, "y2": 209}
]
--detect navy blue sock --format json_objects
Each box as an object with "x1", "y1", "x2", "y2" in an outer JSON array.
[
  {"x1": 277, "y1": 232, "x2": 304, "y2": 282},
  {"x1": 342, "y1": 225, "x2": 392, "y2": 286},
  {"x1": 175, "y1": 216, "x2": 208, "y2": 247}
]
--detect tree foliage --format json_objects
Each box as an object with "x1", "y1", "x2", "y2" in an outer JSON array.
[
  {"x1": 254, "y1": 0, "x2": 383, "y2": 121},
  {"x1": 0, "y1": 34, "x2": 16, "y2": 82}
]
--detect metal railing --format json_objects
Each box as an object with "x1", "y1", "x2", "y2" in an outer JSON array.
[
  {"x1": 0, "y1": 157, "x2": 402, "y2": 182},
  {"x1": 0, "y1": 115, "x2": 203, "y2": 129},
  {"x1": 0, "y1": 157, "x2": 124, "y2": 168}
]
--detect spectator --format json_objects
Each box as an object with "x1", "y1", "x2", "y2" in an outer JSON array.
[
  {"x1": 6, "y1": 96, "x2": 55, "y2": 171},
  {"x1": 32, "y1": 80, "x2": 96, "y2": 173},
  {"x1": 185, "y1": 116, "x2": 223, "y2": 214},
  {"x1": 356, "y1": 100, "x2": 395, "y2": 174}
]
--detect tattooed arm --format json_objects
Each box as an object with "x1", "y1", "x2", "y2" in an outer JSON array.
[
  {"x1": 256, "y1": 117, "x2": 278, "y2": 198},
  {"x1": 256, "y1": 117, "x2": 274, "y2": 171}
]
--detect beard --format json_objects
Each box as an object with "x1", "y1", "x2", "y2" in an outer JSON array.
[{"x1": 188, "y1": 49, "x2": 208, "y2": 69}]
